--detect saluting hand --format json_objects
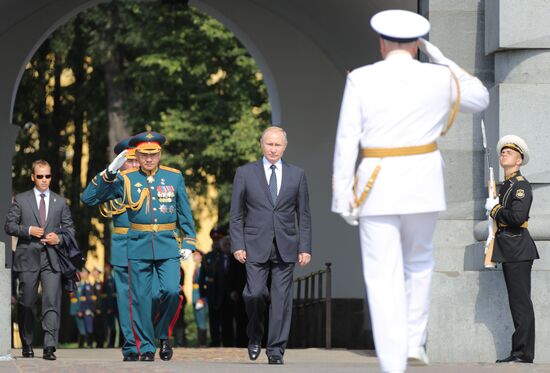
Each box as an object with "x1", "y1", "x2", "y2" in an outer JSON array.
[
  {"x1": 107, "y1": 149, "x2": 128, "y2": 173},
  {"x1": 233, "y1": 249, "x2": 247, "y2": 264}
]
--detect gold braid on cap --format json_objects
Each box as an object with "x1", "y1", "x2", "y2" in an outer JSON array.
[{"x1": 502, "y1": 143, "x2": 524, "y2": 156}]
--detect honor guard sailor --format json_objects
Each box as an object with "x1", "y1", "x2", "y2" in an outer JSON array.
[
  {"x1": 486, "y1": 135, "x2": 538, "y2": 363},
  {"x1": 95, "y1": 131, "x2": 196, "y2": 362},
  {"x1": 331, "y1": 9, "x2": 489, "y2": 373}
]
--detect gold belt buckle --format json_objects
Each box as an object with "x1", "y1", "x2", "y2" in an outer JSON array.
[{"x1": 152, "y1": 224, "x2": 158, "y2": 232}]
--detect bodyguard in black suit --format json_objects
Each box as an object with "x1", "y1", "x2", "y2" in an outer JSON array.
[
  {"x1": 486, "y1": 136, "x2": 538, "y2": 364},
  {"x1": 230, "y1": 126, "x2": 312, "y2": 365},
  {"x1": 5, "y1": 160, "x2": 75, "y2": 360}
]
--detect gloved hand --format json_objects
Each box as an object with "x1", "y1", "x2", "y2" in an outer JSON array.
[
  {"x1": 180, "y1": 248, "x2": 193, "y2": 261},
  {"x1": 107, "y1": 149, "x2": 128, "y2": 173},
  {"x1": 340, "y1": 207, "x2": 359, "y2": 226},
  {"x1": 418, "y1": 38, "x2": 452, "y2": 66},
  {"x1": 485, "y1": 196, "x2": 499, "y2": 212}
]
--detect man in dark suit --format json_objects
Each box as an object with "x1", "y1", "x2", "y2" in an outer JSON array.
[
  {"x1": 486, "y1": 135, "x2": 539, "y2": 364},
  {"x1": 230, "y1": 126, "x2": 312, "y2": 365},
  {"x1": 5, "y1": 159, "x2": 75, "y2": 360}
]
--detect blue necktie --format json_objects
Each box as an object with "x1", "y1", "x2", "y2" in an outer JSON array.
[{"x1": 269, "y1": 164, "x2": 277, "y2": 203}]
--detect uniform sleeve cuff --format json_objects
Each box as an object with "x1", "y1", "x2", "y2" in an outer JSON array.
[
  {"x1": 182, "y1": 237, "x2": 197, "y2": 251},
  {"x1": 490, "y1": 204, "x2": 502, "y2": 219}
]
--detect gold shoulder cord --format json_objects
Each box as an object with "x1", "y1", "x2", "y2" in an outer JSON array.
[
  {"x1": 352, "y1": 67, "x2": 461, "y2": 209},
  {"x1": 123, "y1": 174, "x2": 151, "y2": 211}
]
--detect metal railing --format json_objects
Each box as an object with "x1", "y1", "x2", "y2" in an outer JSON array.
[{"x1": 291, "y1": 262, "x2": 332, "y2": 348}]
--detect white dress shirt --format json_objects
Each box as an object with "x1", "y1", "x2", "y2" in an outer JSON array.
[
  {"x1": 34, "y1": 188, "x2": 50, "y2": 221},
  {"x1": 263, "y1": 157, "x2": 282, "y2": 195}
]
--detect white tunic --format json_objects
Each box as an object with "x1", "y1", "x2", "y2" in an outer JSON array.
[{"x1": 332, "y1": 50, "x2": 489, "y2": 216}]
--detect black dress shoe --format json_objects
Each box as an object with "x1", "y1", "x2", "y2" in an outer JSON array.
[
  {"x1": 496, "y1": 355, "x2": 533, "y2": 363},
  {"x1": 140, "y1": 352, "x2": 155, "y2": 361},
  {"x1": 159, "y1": 339, "x2": 173, "y2": 361},
  {"x1": 22, "y1": 344, "x2": 34, "y2": 358},
  {"x1": 247, "y1": 343, "x2": 261, "y2": 361},
  {"x1": 43, "y1": 347, "x2": 56, "y2": 361},
  {"x1": 268, "y1": 356, "x2": 284, "y2": 365},
  {"x1": 123, "y1": 353, "x2": 139, "y2": 362}
]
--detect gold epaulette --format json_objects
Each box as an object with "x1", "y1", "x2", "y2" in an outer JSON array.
[
  {"x1": 121, "y1": 168, "x2": 139, "y2": 176},
  {"x1": 160, "y1": 165, "x2": 181, "y2": 174},
  {"x1": 516, "y1": 176, "x2": 525, "y2": 181}
]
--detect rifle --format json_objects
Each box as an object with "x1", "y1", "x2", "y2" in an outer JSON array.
[{"x1": 481, "y1": 120, "x2": 497, "y2": 269}]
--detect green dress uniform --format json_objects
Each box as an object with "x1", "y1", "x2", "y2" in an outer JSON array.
[
  {"x1": 96, "y1": 163, "x2": 196, "y2": 356},
  {"x1": 82, "y1": 170, "x2": 164, "y2": 356}
]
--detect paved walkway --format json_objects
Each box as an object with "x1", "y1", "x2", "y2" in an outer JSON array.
[{"x1": 1, "y1": 348, "x2": 550, "y2": 372}]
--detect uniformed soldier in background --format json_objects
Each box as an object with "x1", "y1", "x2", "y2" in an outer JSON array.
[
  {"x1": 92, "y1": 266, "x2": 106, "y2": 348},
  {"x1": 96, "y1": 131, "x2": 196, "y2": 362},
  {"x1": 70, "y1": 268, "x2": 95, "y2": 348},
  {"x1": 331, "y1": 9, "x2": 489, "y2": 373},
  {"x1": 202, "y1": 226, "x2": 225, "y2": 347},
  {"x1": 101, "y1": 263, "x2": 118, "y2": 348},
  {"x1": 486, "y1": 135, "x2": 538, "y2": 364}
]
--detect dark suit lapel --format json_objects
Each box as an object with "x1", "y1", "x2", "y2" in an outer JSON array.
[
  {"x1": 254, "y1": 160, "x2": 274, "y2": 206},
  {"x1": 274, "y1": 160, "x2": 291, "y2": 208},
  {"x1": 27, "y1": 190, "x2": 41, "y2": 226},
  {"x1": 46, "y1": 192, "x2": 58, "y2": 229}
]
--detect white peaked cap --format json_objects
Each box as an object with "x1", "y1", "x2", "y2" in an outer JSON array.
[
  {"x1": 497, "y1": 135, "x2": 530, "y2": 165},
  {"x1": 370, "y1": 10, "x2": 430, "y2": 42}
]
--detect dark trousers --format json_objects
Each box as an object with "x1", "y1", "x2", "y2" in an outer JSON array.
[
  {"x1": 17, "y1": 250, "x2": 61, "y2": 348},
  {"x1": 502, "y1": 260, "x2": 535, "y2": 361},
  {"x1": 243, "y1": 242, "x2": 294, "y2": 358}
]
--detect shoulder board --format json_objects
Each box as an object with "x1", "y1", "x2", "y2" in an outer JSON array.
[
  {"x1": 120, "y1": 168, "x2": 139, "y2": 176},
  {"x1": 515, "y1": 176, "x2": 525, "y2": 181},
  {"x1": 160, "y1": 165, "x2": 182, "y2": 174}
]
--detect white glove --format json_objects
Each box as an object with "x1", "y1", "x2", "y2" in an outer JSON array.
[
  {"x1": 485, "y1": 197, "x2": 499, "y2": 212},
  {"x1": 180, "y1": 248, "x2": 193, "y2": 261},
  {"x1": 418, "y1": 38, "x2": 452, "y2": 66},
  {"x1": 340, "y1": 207, "x2": 359, "y2": 226},
  {"x1": 107, "y1": 150, "x2": 128, "y2": 173}
]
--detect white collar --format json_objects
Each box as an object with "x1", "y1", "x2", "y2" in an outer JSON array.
[
  {"x1": 385, "y1": 50, "x2": 414, "y2": 61},
  {"x1": 262, "y1": 157, "x2": 282, "y2": 170},
  {"x1": 34, "y1": 188, "x2": 50, "y2": 197}
]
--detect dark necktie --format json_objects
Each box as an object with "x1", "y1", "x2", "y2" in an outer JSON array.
[
  {"x1": 269, "y1": 164, "x2": 277, "y2": 203},
  {"x1": 39, "y1": 193, "x2": 46, "y2": 227}
]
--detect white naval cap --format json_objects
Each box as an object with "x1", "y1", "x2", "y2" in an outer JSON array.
[
  {"x1": 497, "y1": 135, "x2": 530, "y2": 165},
  {"x1": 370, "y1": 9, "x2": 430, "y2": 42}
]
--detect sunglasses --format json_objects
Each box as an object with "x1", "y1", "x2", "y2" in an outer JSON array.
[{"x1": 35, "y1": 174, "x2": 51, "y2": 179}]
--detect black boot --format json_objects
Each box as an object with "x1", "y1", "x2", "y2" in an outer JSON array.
[
  {"x1": 86, "y1": 334, "x2": 94, "y2": 348},
  {"x1": 159, "y1": 339, "x2": 173, "y2": 361},
  {"x1": 198, "y1": 329, "x2": 207, "y2": 347},
  {"x1": 78, "y1": 335, "x2": 84, "y2": 348}
]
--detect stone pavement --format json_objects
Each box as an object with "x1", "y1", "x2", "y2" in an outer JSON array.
[{"x1": 1, "y1": 348, "x2": 550, "y2": 373}]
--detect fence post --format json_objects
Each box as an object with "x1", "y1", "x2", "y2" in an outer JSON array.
[{"x1": 325, "y1": 262, "x2": 332, "y2": 349}]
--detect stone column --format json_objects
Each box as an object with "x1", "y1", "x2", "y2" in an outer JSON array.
[
  {"x1": 419, "y1": 0, "x2": 550, "y2": 363},
  {"x1": 0, "y1": 242, "x2": 12, "y2": 359}
]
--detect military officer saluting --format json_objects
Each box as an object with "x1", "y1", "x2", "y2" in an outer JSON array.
[
  {"x1": 96, "y1": 131, "x2": 196, "y2": 362},
  {"x1": 81, "y1": 137, "x2": 142, "y2": 361},
  {"x1": 331, "y1": 9, "x2": 489, "y2": 373},
  {"x1": 486, "y1": 135, "x2": 538, "y2": 364}
]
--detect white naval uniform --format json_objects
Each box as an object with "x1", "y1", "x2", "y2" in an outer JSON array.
[{"x1": 332, "y1": 50, "x2": 489, "y2": 372}]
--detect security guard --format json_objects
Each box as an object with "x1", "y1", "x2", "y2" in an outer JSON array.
[
  {"x1": 81, "y1": 137, "x2": 141, "y2": 360},
  {"x1": 96, "y1": 131, "x2": 196, "y2": 362},
  {"x1": 486, "y1": 135, "x2": 538, "y2": 363},
  {"x1": 331, "y1": 10, "x2": 489, "y2": 373}
]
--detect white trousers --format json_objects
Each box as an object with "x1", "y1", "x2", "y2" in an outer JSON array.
[{"x1": 359, "y1": 212, "x2": 438, "y2": 372}]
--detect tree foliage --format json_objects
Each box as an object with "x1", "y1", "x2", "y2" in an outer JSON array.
[{"x1": 12, "y1": 0, "x2": 271, "y2": 259}]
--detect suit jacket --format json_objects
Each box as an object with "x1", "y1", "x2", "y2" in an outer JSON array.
[
  {"x1": 4, "y1": 189, "x2": 75, "y2": 272},
  {"x1": 230, "y1": 159, "x2": 312, "y2": 263},
  {"x1": 490, "y1": 171, "x2": 539, "y2": 263}
]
